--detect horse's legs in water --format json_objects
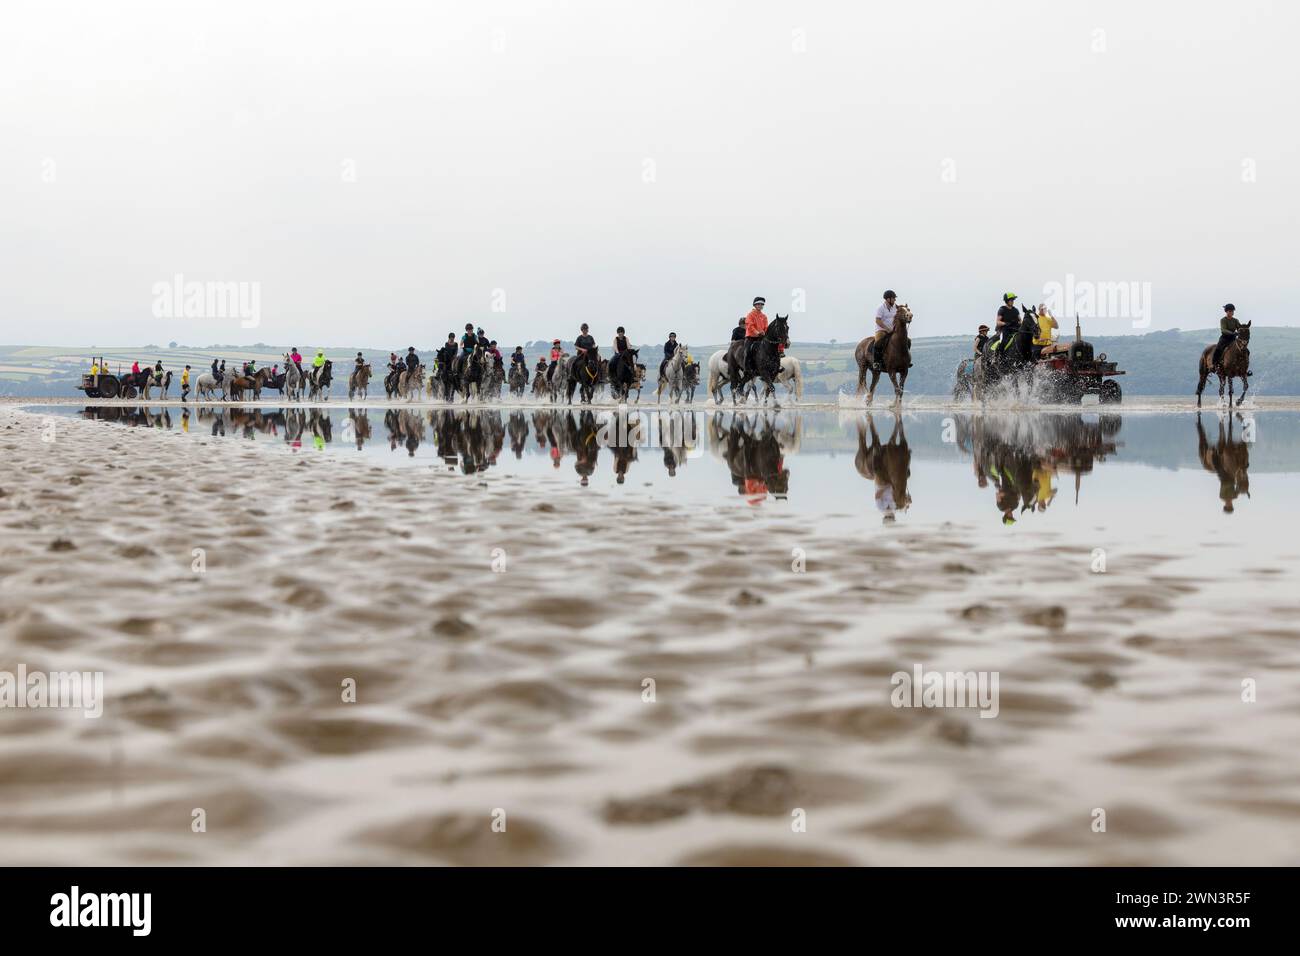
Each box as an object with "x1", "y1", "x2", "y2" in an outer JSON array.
[
  {"x1": 866, "y1": 369, "x2": 881, "y2": 405},
  {"x1": 1228, "y1": 375, "x2": 1235, "y2": 408},
  {"x1": 1196, "y1": 364, "x2": 1208, "y2": 407},
  {"x1": 1219, "y1": 372, "x2": 1226, "y2": 404},
  {"x1": 1238, "y1": 373, "x2": 1248, "y2": 406}
]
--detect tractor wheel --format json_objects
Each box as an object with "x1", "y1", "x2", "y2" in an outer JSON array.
[
  {"x1": 99, "y1": 376, "x2": 119, "y2": 398},
  {"x1": 122, "y1": 385, "x2": 137, "y2": 399},
  {"x1": 1099, "y1": 379, "x2": 1122, "y2": 404}
]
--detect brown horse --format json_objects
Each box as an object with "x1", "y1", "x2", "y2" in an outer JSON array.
[
  {"x1": 227, "y1": 367, "x2": 272, "y2": 401},
  {"x1": 854, "y1": 413, "x2": 911, "y2": 521},
  {"x1": 855, "y1": 304, "x2": 913, "y2": 405},
  {"x1": 1196, "y1": 322, "x2": 1251, "y2": 407}
]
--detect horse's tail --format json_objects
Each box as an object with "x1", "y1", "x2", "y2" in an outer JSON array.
[{"x1": 792, "y1": 361, "x2": 803, "y2": 400}]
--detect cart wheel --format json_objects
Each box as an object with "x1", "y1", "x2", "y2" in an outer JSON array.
[
  {"x1": 99, "y1": 376, "x2": 120, "y2": 398},
  {"x1": 1099, "y1": 380, "x2": 1122, "y2": 404}
]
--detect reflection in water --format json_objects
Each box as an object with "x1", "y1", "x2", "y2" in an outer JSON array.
[
  {"x1": 954, "y1": 412, "x2": 1121, "y2": 525},
  {"x1": 74, "y1": 406, "x2": 1258, "y2": 521},
  {"x1": 1197, "y1": 412, "x2": 1251, "y2": 513},
  {"x1": 855, "y1": 414, "x2": 911, "y2": 522}
]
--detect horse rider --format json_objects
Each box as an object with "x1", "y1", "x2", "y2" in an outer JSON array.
[
  {"x1": 132, "y1": 360, "x2": 141, "y2": 376},
  {"x1": 974, "y1": 324, "x2": 990, "y2": 356},
  {"x1": 154, "y1": 359, "x2": 164, "y2": 375},
  {"x1": 354, "y1": 351, "x2": 367, "y2": 371},
  {"x1": 510, "y1": 346, "x2": 528, "y2": 379},
  {"x1": 438, "y1": 334, "x2": 458, "y2": 373},
  {"x1": 611, "y1": 326, "x2": 631, "y2": 379},
  {"x1": 461, "y1": 323, "x2": 478, "y2": 356},
  {"x1": 995, "y1": 293, "x2": 1021, "y2": 354},
  {"x1": 1032, "y1": 304, "x2": 1059, "y2": 359},
  {"x1": 487, "y1": 341, "x2": 503, "y2": 369},
  {"x1": 660, "y1": 332, "x2": 679, "y2": 381},
  {"x1": 743, "y1": 297, "x2": 769, "y2": 374},
  {"x1": 863, "y1": 290, "x2": 898, "y2": 371},
  {"x1": 476, "y1": 327, "x2": 491, "y2": 351},
  {"x1": 1212, "y1": 303, "x2": 1249, "y2": 373},
  {"x1": 210, "y1": 358, "x2": 219, "y2": 381},
  {"x1": 311, "y1": 350, "x2": 325, "y2": 383},
  {"x1": 405, "y1": 347, "x2": 420, "y2": 374},
  {"x1": 290, "y1": 347, "x2": 304, "y2": 377},
  {"x1": 243, "y1": 358, "x2": 256, "y2": 376},
  {"x1": 575, "y1": 324, "x2": 596, "y2": 368},
  {"x1": 547, "y1": 338, "x2": 563, "y2": 382}
]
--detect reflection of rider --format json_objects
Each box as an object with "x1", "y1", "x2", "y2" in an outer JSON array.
[
  {"x1": 865, "y1": 290, "x2": 897, "y2": 370},
  {"x1": 995, "y1": 293, "x2": 1020, "y2": 354}
]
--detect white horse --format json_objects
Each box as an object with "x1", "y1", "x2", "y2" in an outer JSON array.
[
  {"x1": 776, "y1": 356, "x2": 802, "y2": 401},
  {"x1": 657, "y1": 344, "x2": 689, "y2": 403},
  {"x1": 282, "y1": 355, "x2": 305, "y2": 402},
  {"x1": 707, "y1": 349, "x2": 732, "y2": 404},
  {"x1": 195, "y1": 372, "x2": 225, "y2": 401}
]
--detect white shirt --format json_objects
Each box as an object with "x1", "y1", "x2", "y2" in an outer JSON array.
[{"x1": 875, "y1": 303, "x2": 897, "y2": 331}]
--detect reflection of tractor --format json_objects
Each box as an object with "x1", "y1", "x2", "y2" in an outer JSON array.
[
  {"x1": 77, "y1": 358, "x2": 131, "y2": 399},
  {"x1": 1037, "y1": 318, "x2": 1126, "y2": 404}
]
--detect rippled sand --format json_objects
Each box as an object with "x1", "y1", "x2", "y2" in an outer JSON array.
[{"x1": 2, "y1": 404, "x2": 1298, "y2": 865}]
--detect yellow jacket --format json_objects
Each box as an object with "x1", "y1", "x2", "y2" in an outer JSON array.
[{"x1": 1034, "y1": 312, "x2": 1058, "y2": 347}]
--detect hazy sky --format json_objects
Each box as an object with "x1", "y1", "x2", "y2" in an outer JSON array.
[{"x1": 2, "y1": 0, "x2": 1296, "y2": 348}]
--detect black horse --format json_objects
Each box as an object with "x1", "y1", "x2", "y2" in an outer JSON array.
[
  {"x1": 726, "y1": 314, "x2": 789, "y2": 405},
  {"x1": 608, "y1": 347, "x2": 640, "y2": 402},
  {"x1": 567, "y1": 346, "x2": 602, "y2": 405}
]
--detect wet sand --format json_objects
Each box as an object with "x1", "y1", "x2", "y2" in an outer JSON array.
[{"x1": 2, "y1": 403, "x2": 1298, "y2": 865}]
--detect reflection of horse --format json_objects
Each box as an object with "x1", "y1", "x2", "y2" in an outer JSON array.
[
  {"x1": 1196, "y1": 412, "x2": 1251, "y2": 513},
  {"x1": 952, "y1": 411, "x2": 1122, "y2": 524},
  {"x1": 855, "y1": 304, "x2": 912, "y2": 405},
  {"x1": 1197, "y1": 322, "x2": 1251, "y2": 408},
  {"x1": 854, "y1": 414, "x2": 911, "y2": 521},
  {"x1": 707, "y1": 412, "x2": 790, "y2": 501}
]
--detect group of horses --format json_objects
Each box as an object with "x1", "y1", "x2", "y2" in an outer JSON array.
[{"x1": 195, "y1": 354, "x2": 334, "y2": 403}]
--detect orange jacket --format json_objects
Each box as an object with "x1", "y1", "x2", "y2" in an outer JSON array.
[{"x1": 745, "y1": 308, "x2": 768, "y2": 338}]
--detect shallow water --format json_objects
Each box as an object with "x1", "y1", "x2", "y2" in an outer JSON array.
[{"x1": 38, "y1": 403, "x2": 1299, "y2": 567}]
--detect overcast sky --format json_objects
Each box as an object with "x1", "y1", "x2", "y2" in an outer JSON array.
[{"x1": 2, "y1": 0, "x2": 1295, "y2": 348}]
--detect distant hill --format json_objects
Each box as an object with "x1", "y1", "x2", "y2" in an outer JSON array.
[{"x1": 3, "y1": 327, "x2": 1299, "y2": 397}]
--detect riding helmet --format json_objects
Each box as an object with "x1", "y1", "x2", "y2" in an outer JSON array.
[
  {"x1": 1004, "y1": 292, "x2": 1017, "y2": 302},
  {"x1": 753, "y1": 296, "x2": 765, "y2": 305},
  {"x1": 1224, "y1": 303, "x2": 1236, "y2": 311},
  {"x1": 883, "y1": 290, "x2": 896, "y2": 299}
]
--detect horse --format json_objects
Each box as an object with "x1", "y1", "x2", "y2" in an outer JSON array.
[
  {"x1": 607, "y1": 348, "x2": 640, "y2": 403},
  {"x1": 854, "y1": 413, "x2": 912, "y2": 522},
  {"x1": 682, "y1": 359, "x2": 700, "y2": 403},
  {"x1": 657, "y1": 345, "x2": 690, "y2": 404},
  {"x1": 195, "y1": 372, "x2": 225, "y2": 401},
  {"x1": 726, "y1": 315, "x2": 790, "y2": 406},
  {"x1": 531, "y1": 366, "x2": 548, "y2": 399},
  {"x1": 482, "y1": 360, "x2": 504, "y2": 400},
  {"x1": 707, "y1": 349, "x2": 732, "y2": 404},
  {"x1": 855, "y1": 303, "x2": 913, "y2": 405},
  {"x1": 308, "y1": 361, "x2": 333, "y2": 401},
  {"x1": 775, "y1": 356, "x2": 802, "y2": 401},
  {"x1": 566, "y1": 347, "x2": 602, "y2": 405},
  {"x1": 399, "y1": 363, "x2": 425, "y2": 402},
  {"x1": 349, "y1": 363, "x2": 372, "y2": 400},
  {"x1": 548, "y1": 353, "x2": 570, "y2": 404},
  {"x1": 150, "y1": 370, "x2": 173, "y2": 400},
  {"x1": 972, "y1": 317, "x2": 1034, "y2": 402},
  {"x1": 459, "y1": 349, "x2": 487, "y2": 404},
  {"x1": 227, "y1": 368, "x2": 271, "y2": 402},
  {"x1": 508, "y1": 361, "x2": 529, "y2": 397},
  {"x1": 953, "y1": 358, "x2": 975, "y2": 401},
  {"x1": 1197, "y1": 322, "x2": 1252, "y2": 408},
  {"x1": 282, "y1": 355, "x2": 306, "y2": 402}
]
